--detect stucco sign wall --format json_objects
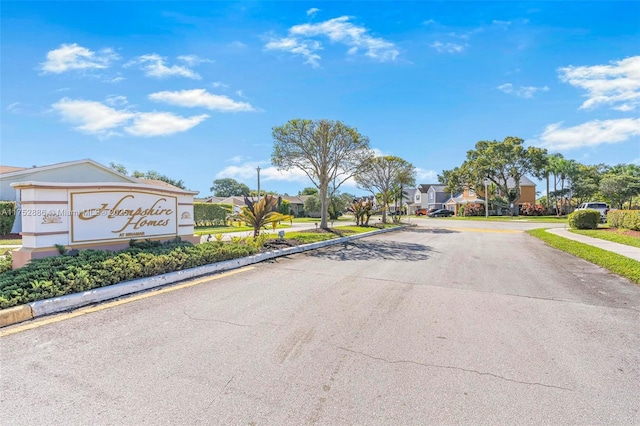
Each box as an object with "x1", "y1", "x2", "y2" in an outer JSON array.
[
  {"x1": 10, "y1": 181, "x2": 199, "y2": 269},
  {"x1": 70, "y1": 191, "x2": 178, "y2": 243}
]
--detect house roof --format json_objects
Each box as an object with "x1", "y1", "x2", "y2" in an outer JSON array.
[
  {"x1": 0, "y1": 158, "x2": 138, "y2": 182},
  {"x1": 418, "y1": 183, "x2": 446, "y2": 193},
  {"x1": 0, "y1": 165, "x2": 27, "y2": 174},
  {"x1": 135, "y1": 178, "x2": 185, "y2": 191},
  {"x1": 445, "y1": 195, "x2": 486, "y2": 205}
]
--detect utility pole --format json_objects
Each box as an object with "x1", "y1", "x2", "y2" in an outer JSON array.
[{"x1": 256, "y1": 166, "x2": 261, "y2": 204}]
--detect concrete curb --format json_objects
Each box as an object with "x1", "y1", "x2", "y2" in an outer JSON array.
[{"x1": 1, "y1": 225, "x2": 407, "y2": 327}]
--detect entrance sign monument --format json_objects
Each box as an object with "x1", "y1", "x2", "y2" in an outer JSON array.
[{"x1": 11, "y1": 181, "x2": 199, "y2": 268}]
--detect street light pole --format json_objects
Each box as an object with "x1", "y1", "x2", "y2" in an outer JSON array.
[
  {"x1": 485, "y1": 179, "x2": 489, "y2": 219},
  {"x1": 256, "y1": 166, "x2": 261, "y2": 204}
]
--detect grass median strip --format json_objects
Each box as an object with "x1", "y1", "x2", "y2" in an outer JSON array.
[{"x1": 527, "y1": 228, "x2": 640, "y2": 284}]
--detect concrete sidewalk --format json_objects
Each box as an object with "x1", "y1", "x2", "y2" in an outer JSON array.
[{"x1": 546, "y1": 228, "x2": 640, "y2": 262}]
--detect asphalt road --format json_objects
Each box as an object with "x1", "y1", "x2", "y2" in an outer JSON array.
[{"x1": 2, "y1": 222, "x2": 639, "y2": 425}]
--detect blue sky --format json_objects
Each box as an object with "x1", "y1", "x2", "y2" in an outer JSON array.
[{"x1": 2, "y1": 1, "x2": 639, "y2": 197}]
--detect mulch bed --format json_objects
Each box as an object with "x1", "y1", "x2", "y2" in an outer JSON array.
[
  {"x1": 602, "y1": 228, "x2": 640, "y2": 238},
  {"x1": 0, "y1": 233, "x2": 20, "y2": 240}
]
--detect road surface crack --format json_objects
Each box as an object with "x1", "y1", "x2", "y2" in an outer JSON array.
[
  {"x1": 183, "y1": 310, "x2": 252, "y2": 327},
  {"x1": 338, "y1": 346, "x2": 572, "y2": 391}
]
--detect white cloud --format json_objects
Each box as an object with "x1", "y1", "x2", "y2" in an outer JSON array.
[
  {"x1": 306, "y1": 7, "x2": 320, "y2": 17},
  {"x1": 212, "y1": 81, "x2": 229, "y2": 89},
  {"x1": 125, "y1": 112, "x2": 209, "y2": 137},
  {"x1": 430, "y1": 41, "x2": 466, "y2": 54},
  {"x1": 127, "y1": 54, "x2": 201, "y2": 79},
  {"x1": 416, "y1": 168, "x2": 438, "y2": 182},
  {"x1": 104, "y1": 95, "x2": 128, "y2": 107},
  {"x1": 104, "y1": 76, "x2": 125, "y2": 83},
  {"x1": 41, "y1": 43, "x2": 119, "y2": 73},
  {"x1": 52, "y1": 97, "x2": 209, "y2": 137},
  {"x1": 539, "y1": 118, "x2": 640, "y2": 150},
  {"x1": 177, "y1": 54, "x2": 214, "y2": 66},
  {"x1": 226, "y1": 156, "x2": 247, "y2": 164},
  {"x1": 265, "y1": 15, "x2": 398, "y2": 66},
  {"x1": 52, "y1": 98, "x2": 134, "y2": 136},
  {"x1": 558, "y1": 56, "x2": 640, "y2": 111},
  {"x1": 423, "y1": 19, "x2": 437, "y2": 25},
  {"x1": 492, "y1": 20, "x2": 512, "y2": 27},
  {"x1": 497, "y1": 83, "x2": 549, "y2": 98},
  {"x1": 6, "y1": 102, "x2": 24, "y2": 113},
  {"x1": 148, "y1": 89, "x2": 254, "y2": 112},
  {"x1": 265, "y1": 37, "x2": 322, "y2": 67}
]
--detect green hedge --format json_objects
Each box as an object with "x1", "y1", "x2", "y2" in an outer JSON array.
[
  {"x1": 568, "y1": 209, "x2": 600, "y2": 230},
  {"x1": 0, "y1": 201, "x2": 16, "y2": 235},
  {"x1": 194, "y1": 203, "x2": 232, "y2": 227},
  {"x1": 0, "y1": 239, "x2": 257, "y2": 309},
  {"x1": 607, "y1": 210, "x2": 640, "y2": 231}
]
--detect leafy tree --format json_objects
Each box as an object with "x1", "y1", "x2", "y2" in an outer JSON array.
[
  {"x1": 571, "y1": 163, "x2": 603, "y2": 206},
  {"x1": 303, "y1": 194, "x2": 322, "y2": 216},
  {"x1": 109, "y1": 162, "x2": 187, "y2": 189},
  {"x1": 109, "y1": 162, "x2": 128, "y2": 175},
  {"x1": 439, "y1": 137, "x2": 547, "y2": 214},
  {"x1": 272, "y1": 119, "x2": 373, "y2": 228},
  {"x1": 298, "y1": 187, "x2": 319, "y2": 196},
  {"x1": 600, "y1": 173, "x2": 640, "y2": 209},
  {"x1": 210, "y1": 178, "x2": 250, "y2": 197},
  {"x1": 278, "y1": 199, "x2": 291, "y2": 215},
  {"x1": 328, "y1": 191, "x2": 355, "y2": 220},
  {"x1": 355, "y1": 156, "x2": 416, "y2": 223}
]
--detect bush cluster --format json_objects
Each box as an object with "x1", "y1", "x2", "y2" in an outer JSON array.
[
  {"x1": 607, "y1": 210, "x2": 640, "y2": 231},
  {"x1": 0, "y1": 239, "x2": 258, "y2": 309},
  {"x1": 568, "y1": 209, "x2": 600, "y2": 230},
  {"x1": 462, "y1": 203, "x2": 485, "y2": 216},
  {"x1": 520, "y1": 203, "x2": 546, "y2": 216},
  {"x1": 0, "y1": 201, "x2": 16, "y2": 235},
  {"x1": 194, "y1": 203, "x2": 232, "y2": 227}
]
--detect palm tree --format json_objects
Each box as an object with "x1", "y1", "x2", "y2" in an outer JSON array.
[{"x1": 239, "y1": 195, "x2": 279, "y2": 237}]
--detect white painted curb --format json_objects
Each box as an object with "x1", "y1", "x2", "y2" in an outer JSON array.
[{"x1": 28, "y1": 225, "x2": 407, "y2": 317}]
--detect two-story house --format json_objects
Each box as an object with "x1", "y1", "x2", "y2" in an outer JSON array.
[{"x1": 444, "y1": 176, "x2": 536, "y2": 215}]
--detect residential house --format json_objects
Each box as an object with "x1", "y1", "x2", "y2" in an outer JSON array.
[
  {"x1": 201, "y1": 194, "x2": 311, "y2": 217},
  {"x1": 444, "y1": 176, "x2": 536, "y2": 215}
]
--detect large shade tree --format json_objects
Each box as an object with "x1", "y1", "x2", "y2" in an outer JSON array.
[
  {"x1": 109, "y1": 162, "x2": 187, "y2": 189},
  {"x1": 210, "y1": 178, "x2": 251, "y2": 197},
  {"x1": 272, "y1": 119, "x2": 372, "y2": 228},
  {"x1": 440, "y1": 137, "x2": 547, "y2": 214},
  {"x1": 355, "y1": 155, "x2": 416, "y2": 223}
]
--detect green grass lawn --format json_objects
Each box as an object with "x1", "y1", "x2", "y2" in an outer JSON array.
[
  {"x1": 291, "y1": 216, "x2": 354, "y2": 223},
  {"x1": 0, "y1": 239, "x2": 21, "y2": 246},
  {"x1": 443, "y1": 215, "x2": 568, "y2": 223},
  {"x1": 527, "y1": 228, "x2": 640, "y2": 284},
  {"x1": 195, "y1": 223, "x2": 292, "y2": 235},
  {"x1": 570, "y1": 229, "x2": 640, "y2": 248},
  {"x1": 266, "y1": 224, "x2": 398, "y2": 244}
]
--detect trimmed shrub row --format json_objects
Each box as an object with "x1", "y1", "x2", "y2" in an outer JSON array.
[
  {"x1": 462, "y1": 203, "x2": 484, "y2": 216},
  {"x1": 0, "y1": 239, "x2": 258, "y2": 309},
  {"x1": 520, "y1": 203, "x2": 546, "y2": 216},
  {"x1": 568, "y1": 209, "x2": 600, "y2": 230},
  {"x1": 194, "y1": 203, "x2": 232, "y2": 227},
  {"x1": 607, "y1": 210, "x2": 640, "y2": 231}
]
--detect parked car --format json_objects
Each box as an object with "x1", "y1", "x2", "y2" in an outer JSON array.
[
  {"x1": 428, "y1": 209, "x2": 454, "y2": 217},
  {"x1": 576, "y1": 202, "x2": 609, "y2": 222},
  {"x1": 415, "y1": 208, "x2": 428, "y2": 216}
]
